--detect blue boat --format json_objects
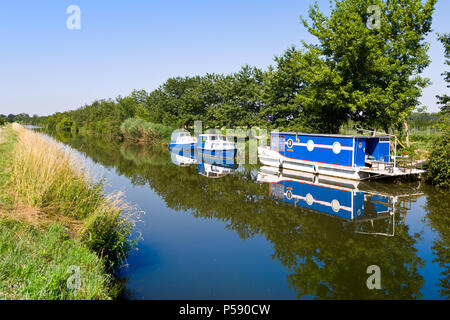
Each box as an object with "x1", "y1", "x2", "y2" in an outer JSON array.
[
  {"x1": 169, "y1": 146, "x2": 238, "y2": 178},
  {"x1": 168, "y1": 131, "x2": 197, "y2": 153},
  {"x1": 258, "y1": 131, "x2": 425, "y2": 180},
  {"x1": 197, "y1": 160, "x2": 237, "y2": 178},
  {"x1": 170, "y1": 148, "x2": 197, "y2": 167},
  {"x1": 196, "y1": 134, "x2": 237, "y2": 164},
  {"x1": 257, "y1": 166, "x2": 423, "y2": 235}
]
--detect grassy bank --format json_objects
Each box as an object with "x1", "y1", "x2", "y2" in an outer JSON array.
[{"x1": 0, "y1": 124, "x2": 137, "y2": 299}]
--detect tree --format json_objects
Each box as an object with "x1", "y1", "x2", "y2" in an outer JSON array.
[
  {"x1": 58, "y1": 117, "x2": 73, "y2": 131},
  {"x1": 436, "y1": 33, "x2": 450, "y2": 115},
  {"x1": 261, "y1": 47, "x2": 306, "y2": 129},
  {"x1": 291, "y1": 0, "x2": 436, "y2": 134},
  {"x1": 426, "y1": 33, "x2": 450, "y2": 188}
]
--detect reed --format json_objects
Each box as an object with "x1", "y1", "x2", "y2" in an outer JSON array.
[
  {"x1": 9, "y1": 124, "x2": 138, "y2": 269},
  {"x1": 120, "y1": 118, "x2": 173, "y2": 143}
]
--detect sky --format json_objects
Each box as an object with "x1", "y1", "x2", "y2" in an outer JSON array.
[{"x1": 0, "y1": 0, "x2": 449, "y2": 116}]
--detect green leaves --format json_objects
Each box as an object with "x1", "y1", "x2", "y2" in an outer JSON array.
[{"x1": 296, "y1": 0, "x2": 436, "y2": 132}]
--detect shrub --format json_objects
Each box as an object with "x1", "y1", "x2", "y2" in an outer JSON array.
[
  {"x1": 120, "y1": 118, "x2": 173, "y2": 142},
  {"x1": 426, "y1": 129, "x2": 450, "y2": 188}
]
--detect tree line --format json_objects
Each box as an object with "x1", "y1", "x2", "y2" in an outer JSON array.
[{"x1": 3, "y1": 0, "x2": 446, "y2": 139}]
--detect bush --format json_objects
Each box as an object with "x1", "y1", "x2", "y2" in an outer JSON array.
[
  {"x1": 426, "y1": 129, "x2": 450, "y2": 188},
  {"x1": 120, "y1": 118, "x2": 173, "y2": 142}
]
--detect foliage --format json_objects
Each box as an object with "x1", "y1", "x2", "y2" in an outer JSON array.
[
  {"x1": 120, "y1": 118, "x2": 173, "y2": 142},
  {"x1": 10, "y1": 0, "x2": 439, "y2": 136},
  {"x1": 295, "y1": 0, "x2": 436, "y2": 133},
  {"x1": 436, "y1": 33, "x2": 450, "y2": 113},
  {"x1": 426, "y1": 129, "x2": 450, "y2": 188},
  {"x1": 58, "y1": 117, "x2": 73, "y2": 132},
  {"x1": 408, "y1": 112, "x2": 439, "y2": 130},
  {"x1": 426, "y1": 32, "x2": 450, "y2": 188}
]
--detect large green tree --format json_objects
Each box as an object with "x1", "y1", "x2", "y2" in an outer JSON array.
[
  {"x1": 290, "y1": 0, "x2": 436, "y2": 134},
  {"x1": 436, "y1": 33, "x2": 450, "y2": 120}
]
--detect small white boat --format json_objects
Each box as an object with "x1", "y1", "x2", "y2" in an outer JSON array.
[
  {"x1": 196, "y1": 134, "x2": 237, "y2": 161},
  {"x1": 198, "y1": 162, "x2": 236, "y2": 178},
  {"x1": 169, "y1": 131, "x2": 197, "y2": 152}
]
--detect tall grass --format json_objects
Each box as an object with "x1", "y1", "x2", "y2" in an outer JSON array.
[
  {"x1": 120, "y1": 118, "x2": 173, "y2": 142},
  {"x1": 9, "y1": 124, "x2": 138, "y2": 270}
]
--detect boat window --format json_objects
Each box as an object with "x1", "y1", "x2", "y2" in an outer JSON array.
[
  {"x1": 307, "y1": 140, "x2": 315, "y2": 152},
  {"x1": 332, "y1": 142, "x2": 342, "y2": 154}
]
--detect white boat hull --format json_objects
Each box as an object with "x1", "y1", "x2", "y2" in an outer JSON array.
[
  {"x1": 258, "y1": 146, "x2": 366, "y2": 180},
  {"x1": 257, "y1": 146, "x2": 425, "y2": 181}
]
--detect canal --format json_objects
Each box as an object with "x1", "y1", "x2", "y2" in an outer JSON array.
[{"x1": 41, "y1": 130, "x2": 449, "y2": 300}]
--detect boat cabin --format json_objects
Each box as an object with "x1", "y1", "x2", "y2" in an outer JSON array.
[
  {"x1": 170, "y1": 131, "x2": 196, "y2": 144},
  {"x1": 270, "y1": 132, "x2": 391, "y2": 168},
  {"x1": 198, "y1": 134, "x2": 228, "y2": 143}
]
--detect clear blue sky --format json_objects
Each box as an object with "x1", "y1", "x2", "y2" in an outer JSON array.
[{"x1": 1, "y1": 0, "x2": 448, "y2": 116}]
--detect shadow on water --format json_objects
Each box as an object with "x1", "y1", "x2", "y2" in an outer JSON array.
[{"x1": 42, "y1": 129, "x2": 449, "y2": 300}]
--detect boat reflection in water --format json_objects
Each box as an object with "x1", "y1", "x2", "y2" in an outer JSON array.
[
  {"x1": 170, "y1": 148, "x2": 238, "y2": 178},
  {"x1": 257, "y1": 166, "x2": 423, "y2": 236}
]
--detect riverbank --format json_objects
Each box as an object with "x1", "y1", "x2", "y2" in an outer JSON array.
[{"x1": 0, "y1": 124, "x2": 137, "y2": 299}]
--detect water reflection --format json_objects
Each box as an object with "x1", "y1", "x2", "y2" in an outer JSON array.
[
  {"x1": 257, "y1": 166, "x2": 424, "y2": 237},
  {"x1": 40, "y1": 129, "x2": 449, "y2": 299},
  {"x1": 169, "y1": 148, "x2": 238, "y2": 178}
]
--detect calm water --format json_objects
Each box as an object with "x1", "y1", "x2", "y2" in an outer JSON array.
[{"x1": 43, "y1": 130, "x2": 449, "y2": 300}]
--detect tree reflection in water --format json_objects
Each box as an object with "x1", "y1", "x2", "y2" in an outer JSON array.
[{"x1": 44, "y1": 130, "x2": 439, "y2": 299}]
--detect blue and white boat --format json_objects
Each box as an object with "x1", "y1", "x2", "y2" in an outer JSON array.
[
  {"x1": 257, "y1": 166, "x2": 423, "y2": 235},
  {"x1": 168, "y1": 131, "x2": 197, "y2": 153},
  {"x1": 258, "y1": 131, "x2": 425, "y2": 180},
  {"x1": 170, "y1": 148, "x2": 197, "y2": 167},
  {"x1": 169, "y1": 146, "x2": 237, "y2": 178},
  {"x1": 197, "y1": 161, "x2": 237, "y2": 178},
  {"x1": 196, "y1": 133, "x2": 237, "y2": 163}
]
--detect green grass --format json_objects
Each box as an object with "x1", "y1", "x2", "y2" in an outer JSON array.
[
  {"x1": 0, "y1": 125, "x2": 137, "y2": 299},
  {"x1": 0, "y1": 219, "x2": 119, "y2": 300}
]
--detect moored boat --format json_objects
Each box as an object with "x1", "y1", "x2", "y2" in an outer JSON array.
[
  {"x1": 196, "y1": 133, "x2": 237, "y2": 163},
  {"x1": 257, "y1": 166, "x2": 423, "y2": 235},
  {"x1": 258, "y1": 131, "x2": 425, "y2": 180},
  {"x1": 168, "y1": 131, "x2": 197, "y2": 153}
]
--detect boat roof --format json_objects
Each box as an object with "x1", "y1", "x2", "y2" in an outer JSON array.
[{"x1": 272, "y1": 132, "x2": 391, "y2": 139}]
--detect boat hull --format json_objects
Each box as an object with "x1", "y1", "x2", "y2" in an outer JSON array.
[
  {"x1": 197, "y1": 147, "x2": 237, "y2": 161},
  {"x1": 258, "y1": 146, "x2": 425, "y2": 181},
  {"x1": 168, "y1": 143, "x2": 195, "y2": 153},
  {"x1": 258, "y1": 146, "x2": 364, "y2": 180}
]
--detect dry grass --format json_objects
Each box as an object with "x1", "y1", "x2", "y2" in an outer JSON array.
[
  {"x1": 8, "y1": 123, "x2": 140, "y2": 269},
  {"x1": 0, "y1": 124, "x2": 130, "y2": 299}
]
